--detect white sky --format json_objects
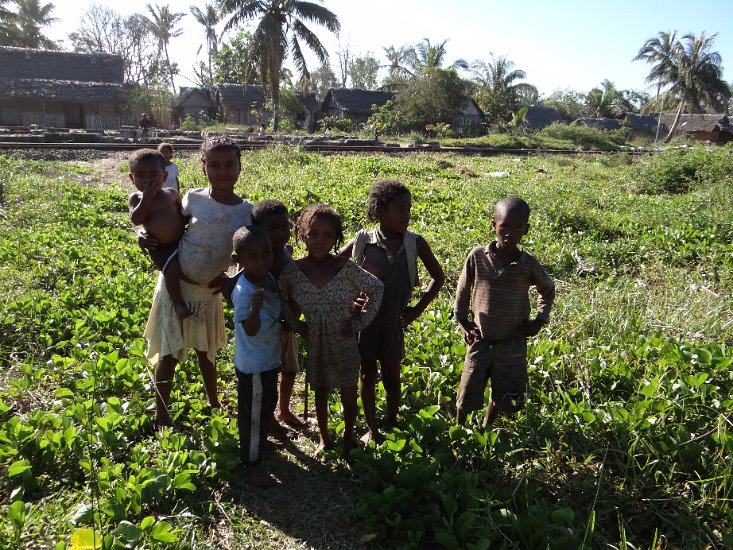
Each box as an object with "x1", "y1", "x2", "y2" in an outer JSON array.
[{"x1": 45, "y1": 0, "x2": 733, "y2": 96}]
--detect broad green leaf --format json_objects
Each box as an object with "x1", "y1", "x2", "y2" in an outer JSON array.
[
  {"x1": 69, "y1": 528, "x2": 101, "y2": 549},
  {"x1": 8, "y1": 459, "x2": 31, "y2": 477}
]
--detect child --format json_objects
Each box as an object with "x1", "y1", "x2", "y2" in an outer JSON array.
[
  {"x1": 454, "y1": 196, "x2": 555, "y2": 430},
  {"x1": 143, "y1": 136, "x2": 253, "y2": 429},
  {"x1": 278, "y1": 204, "x2": 384, "y2": 459},
  {"x1": 127, "y1": 149, "x2": 190, "y2": 319},
  {"x1": 251, "y1": 200, "x2": 305, "y2": 429},
  {"x1": 340, "y1": 180, "x2": 445, "y2": 444},
  {"x1": 231, "y1": 225, "x2": 281, "y2": 486},
  {"x1": 158, "y1": 142, "x2": 180, "y2": 193}
]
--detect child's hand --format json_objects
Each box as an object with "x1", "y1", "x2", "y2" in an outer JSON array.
[
  {"x1": 207, "y1": 273, "x2": 230, "y2": 294},
  {"x1": 351, "y1": 292, "x2": 367, "y2": 314},
  {"x1": 400, "y1": 306, "x2": 420, "y2": 328},
  {"x1": 137, "y1": 229, "x2": 158, "y2": 251},
  {"x1": 458, "y1": 320, "x2": 481, "y2": 345},
  {"x1": 522, "y1": 318, "x2": 545, "y2": 337},
  {"x1": 142, "y1": 179, "x2": 161, "y2": 197},
  {"x1": 250, "y1": 289, "x2": 265, "y2": 312}
]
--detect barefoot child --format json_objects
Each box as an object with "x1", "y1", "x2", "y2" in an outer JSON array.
[
  {"x1": 231, "y1": 225, "x2": 281, "y2": 486},
  {"x1": 251, "y1": 200, "x2": 305, "y2": 429},
  {"x1": 278, "y1": 204, "x2": 384, "y2": 459},
  {"x1": 341, "y1": 180, "x2": 445, "y2": 443},
  {"x1": 143, "y1": 137, "x2": 252, "y2": 429},
  {"x1": 454, "y1": 196, "x2": 555, "y2": 430},
  {"x1": 127, "y1": 149, "x2": 190, "y2": 319},
  {"x1": 158, "y1": 142, "x2": 180, "y2": 193}
]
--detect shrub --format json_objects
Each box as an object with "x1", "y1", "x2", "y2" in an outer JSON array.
[
  {"x1": 635, "y1": 146, "x2": 733, "y2": 194},
  {"x1": 538, "y1": 123, "x2": 626, "y2": 150}
]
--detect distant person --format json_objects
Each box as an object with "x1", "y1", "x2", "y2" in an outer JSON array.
[
  {"x1": 127, "y1": 149, "x2": 189, "y2": 319},
  {"x1": 340, "y1": 180, "x2": 445, "y2": 444},
  {"x1": 158, "y1": 142, "x2": 180, "y2": 193},
  {"x1": 230, "y1": 225, "x2": 281, "y2": 486},
  {"x1": 257, "y1": 123, "x2": 266, "y2": 138},
  {"x1": 139, "y1": 113, "x2": 151, "y2": 138},
  {"x1": 454, "y1": 196, "x2": 555, "y2": 430}
]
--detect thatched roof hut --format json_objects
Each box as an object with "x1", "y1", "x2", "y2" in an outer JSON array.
[
  {"x1": 317, "y1": 88, "x2": 395, "y2": 124},
  {"x1": 574, "y1": 117, "x2": 621, "y2": 130},
  {"x1": 524, "y1": 106, "x2": 564, "y2": 130},
  {"x1": 658, "y1": 113, "x2": 732, "y2": 143},
  {"x1": 210, "y1": 83, "x2": 269, "y2": 126}
]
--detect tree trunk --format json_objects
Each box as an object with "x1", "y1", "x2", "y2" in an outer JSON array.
[
  {"x1": 663, "y1": 100, "x2": 684, "y2": 143},
  {"x1": 654, "y1": 88, "x2": 664, "y2": 143}
]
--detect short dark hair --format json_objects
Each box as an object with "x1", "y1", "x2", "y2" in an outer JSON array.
[
  {"x1": 252, "y1": 199, "x2": 289, "y2": 225},
  {"x1": 494, "y1": 196, "x2": 531, "y2": 222},
  {"x1": 295, "y1": 203, "x2": 344, "y2": 250},
  {"x1": 366, "y1": 179, "x2": 411, "y2": 222},
  {"x1": 232, "y1": 225, "x2": 271, "y2": 255},
  {"x1": 129, "y1": 148, "x2": 165, "y2": 171},
  {"x1": 200, "y1": 136, "x2": 241, "y2": 163},
  {"x1": 157, "y1": 142, "x2": 173, "y2": 154}
]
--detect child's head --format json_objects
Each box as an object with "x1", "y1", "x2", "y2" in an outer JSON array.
[
  {"x1": 128, "y1": 149, "x2": 166, "y2": 192},
  {"x1": 252, "y1": 199, "x2": 291, "y2": 250},
  {"x1": 295, "y1": 203, "x2": 344, "y2": 256},
  {"x1": 232, "y1": 225, "x2": 273, "y2": 279},
  {"x1": 157, "y1": 142, "x2": 173, "y2": 162},
  {"x1": 491, "y1": 196, "x2": 530, "y2": 250},
  {"x1": 200, "y1": 136, "x2": 241, "y2": 190},
  {"x1": 366, "y1": 179, "x2": 412, "y2": 234}
]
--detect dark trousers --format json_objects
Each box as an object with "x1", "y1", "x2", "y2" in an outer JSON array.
[{"x1": 236, "y1": 368, "x2": 279, "y2": 465}]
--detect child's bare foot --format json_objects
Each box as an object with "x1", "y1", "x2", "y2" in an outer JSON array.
[
  {"x1": 341, "y1": 437, "x2": 356, "y2": 461},
  {"x1": 268, "y1": 419, "x2": 296, "y2": 441},
  {"x1": 277, "y1": 410, "x2": 306, "y2": 427},
  {"x1": 360, "y1": 429, "x2": 382, "y2": 446},
  {"x1": 247, "y1": 463, "x2": 277, "y2": 487},
  {"x1": 173, "y1": 301, "x2": 192, "y2": 319}
]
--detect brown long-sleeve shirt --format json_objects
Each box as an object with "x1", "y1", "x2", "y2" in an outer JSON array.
[{"x1": 454, "y1": 243, "x2": 555, "y2": 341}]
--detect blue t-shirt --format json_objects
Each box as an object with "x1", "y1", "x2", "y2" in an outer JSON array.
[{"x1": 232, "y1": 273, "x2": 282, "y2": 374}]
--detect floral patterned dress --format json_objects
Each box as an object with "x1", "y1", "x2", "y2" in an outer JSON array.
[{"x1": 278, "y1": 260, "x2": 384, "y2": 388}]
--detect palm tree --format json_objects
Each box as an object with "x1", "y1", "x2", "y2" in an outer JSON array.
[
  {"x1": 190, "y1": 4, "x2": 219, "y2": 84},
  {"x1": 585, "y1": 79, "x2": 630, "y2": 118},
  {"x1": 143, "y1": 3, "x2": 186, "y2": 92},
  {"x1": 0, "y1": 0, "x2": 19, "y2": 45},
  {"x1": 12, "y1": 0, "x2": 58, "y2": 49},
  {"x1": 409, "y1": 38, "x2": 467, "y2": 73},
  {"x1": 633, "y1": 31, "x2": 677, "y2": 141},
  {"x1": 662, "y1": 32, "x2": 731, "y2": 142},
  {"x1": 219, "y1": 0, "x2": 340, "y2": 131},
  {"x1": 471, "y1": 54, "x2": 536, "y2": 122},
  {"x1": 382, "y1": 44, "x2": 413, "y2": 78}
]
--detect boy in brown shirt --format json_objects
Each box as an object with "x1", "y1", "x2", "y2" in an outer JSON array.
[{"x1": 454, "y1": 196, "x2": 554, "y2": 429}]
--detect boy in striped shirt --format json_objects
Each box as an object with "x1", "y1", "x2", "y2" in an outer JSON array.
[{"x1": 454, "y1": 196, "x2": 555, "y2": 429}]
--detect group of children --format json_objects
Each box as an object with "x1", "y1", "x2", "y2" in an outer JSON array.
[{"x1": 128, "y1": 138, "x2": 555, "y2": 485}]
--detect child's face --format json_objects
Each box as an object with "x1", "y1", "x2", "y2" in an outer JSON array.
[
  {"x1": 235, "y1": 239, "x2": 274, "y2": 280},
  {"x1": 378, "y1": 192, "x2": 411, "y2": 235},
  {"x1": 492, "y1": 209, "x2": 529, "y2": 251},
  {"x1": 202, "y1": 149, "x2": 240, "y2": 192},
  {"x1": 129, "y1": 159, "x2": 166, "y2": 192},
  {"x1": 260, "y1": 212, "x2": 291, "y2": 251},
  {"x1": 303, "y1": 216, "x2": 338, "y2": 259},
  {"x1": 160, "y1": 148, "x2": 173, "y2": 162}
]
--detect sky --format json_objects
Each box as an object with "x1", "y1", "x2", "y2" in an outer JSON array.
[{"x1": 45, "y1": 0, "x2": 733, "y2": 97}]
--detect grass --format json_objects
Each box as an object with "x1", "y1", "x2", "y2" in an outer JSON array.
[{"x1": 0, "y1": 146, "x2": 732, "y2": 548}]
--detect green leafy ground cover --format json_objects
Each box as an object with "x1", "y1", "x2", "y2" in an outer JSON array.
[{"x1": 0, "y1": 147, "x2": 731, "y2": 548}]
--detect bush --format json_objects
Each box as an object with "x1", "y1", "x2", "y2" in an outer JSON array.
[
  {"x1": 539, "y1": 123, "x2": 627, "y2": 150},
  {"x1": 635, "y1": 146, "x2": 733, "y2": 194}
]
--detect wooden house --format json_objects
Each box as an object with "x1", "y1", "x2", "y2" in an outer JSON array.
[
  {"x1": 0, "y1": 46, "x2": 125, "y2": 129},
  {"x1": 171, "y1": 87, "x2": 216, "y2": 127},
  {"x1": 658, "y1": 113, "x2": 733, "y2": 143},
  {"x1": 317, "y1": 88, "x2": 395, "y2": 125},
  {"x1": 452, "y1": 97, "x2": 484, "y2": 135},
  {"x1": 210, "y1": 83, "x2": 269, "y2": 126}
]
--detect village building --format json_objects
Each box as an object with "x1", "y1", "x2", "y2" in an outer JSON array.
[
  {"x1": 657, "y1": 113, "x2": 733, "y2": 144},
  {"x1": 524, "y1": 106, "x2": 565, "y2": 130},
  {"x1": 0, "y1": 46, "x2": 126, "y2": 129},
  {"x1": 210, "y1": 83, "x2": 269, "y2": 127},
  {"x1": 452, "y1": 97, "x2": 484, "y2": 135},
  {"x1": 171, "y1": 87, "x2": 216, "y2": 127},
  {"x1": 317, "y1": 88, "x2": 395, "y2": 126}
]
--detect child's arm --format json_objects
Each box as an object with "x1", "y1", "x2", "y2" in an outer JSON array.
[
  {"x1": 524, "y1": 263, "x2": 555, "y2": 337},
  {"x1": 128, "y1": 180, "x2": 160, "y2": 226},
  {"x1": 242, "y1": 288, "x2": 265, "y2": 336},
  {"x1": 454, "y1": 250, "x2": 481, "y2": 344},
  {"x1": 400, "y1": 235, "x2": 446, "y2": 327},
  {"x1": 278, "y1": 268, "x2": 307, "y2": 334},
  {"x1": 338, "y1": 237, "x2": 355, "y2": 258},
  {"x1": 346, "y1": 263, "x2": 384, "y2": 335}
]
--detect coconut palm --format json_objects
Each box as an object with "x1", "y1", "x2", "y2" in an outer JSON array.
[
  {"x1": 143, "y1": 3, "x2": 186, "y2": 92},
  {"x1": 409, "y1": 38, "x2": 467, "y2": 73},
  {"x1": 190, "y1": 4, "x2": 220, "y2": 84},
  {"x1": 633, "y1": 31, "x2": 678, "y2": 141},
  {"x1": 0, "y1": 0, "x2": 19, "y2": 45},
  {"x1": 585, "y1": 79, "x2": 631, "y2": 118},
  {"x1": 382, "y1": 44, "x2": 413, "y2": 78},
  {"x1": 471, "y1": 54, "x2": 536, "y2": 122},
  {"x1": 218, "y1": 0, "x2": 340, "y2": 131},
  {"x1": 11, "y1": 0, "x2": 58, "y2": 49},
  {"x1": 662, "y1": 32, "x2": 731, "y2": 142}
]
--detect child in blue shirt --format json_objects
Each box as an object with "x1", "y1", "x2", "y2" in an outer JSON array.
[{"x1": 231, "y1": 225, "x2": 282, "y2": 486}]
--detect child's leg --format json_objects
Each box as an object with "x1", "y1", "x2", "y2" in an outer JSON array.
[
  {"x1": 380, "y1": 361, "x2": 402, "y2": 429},
  {"x1": 277, "y1": 371, "x2": 303, "y2": 425},
  {"x1": 154, "y1": 355, "x2": 177, "y2": 427},
  {"x1": 163, "y1": 256, "x2": 191, "y2": 319},
  {"x1": 314, "y1": 386, "x2": 332, "y2": 452},
  {"x1": 482, "y1": 401, "x2": 499, "y2": 430},
  {"x1": 340, "y1": 384, "x2": 358, "y2": 459},
  {"x1": 194, "y1": 350, "x2": 220, "y2": 409},
  {"x1": 359, "y1": 359, "x2": 379, "y2": 442},
  {"x1": 237, "y1": 369, "x2": 277, "y2": 486}
]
